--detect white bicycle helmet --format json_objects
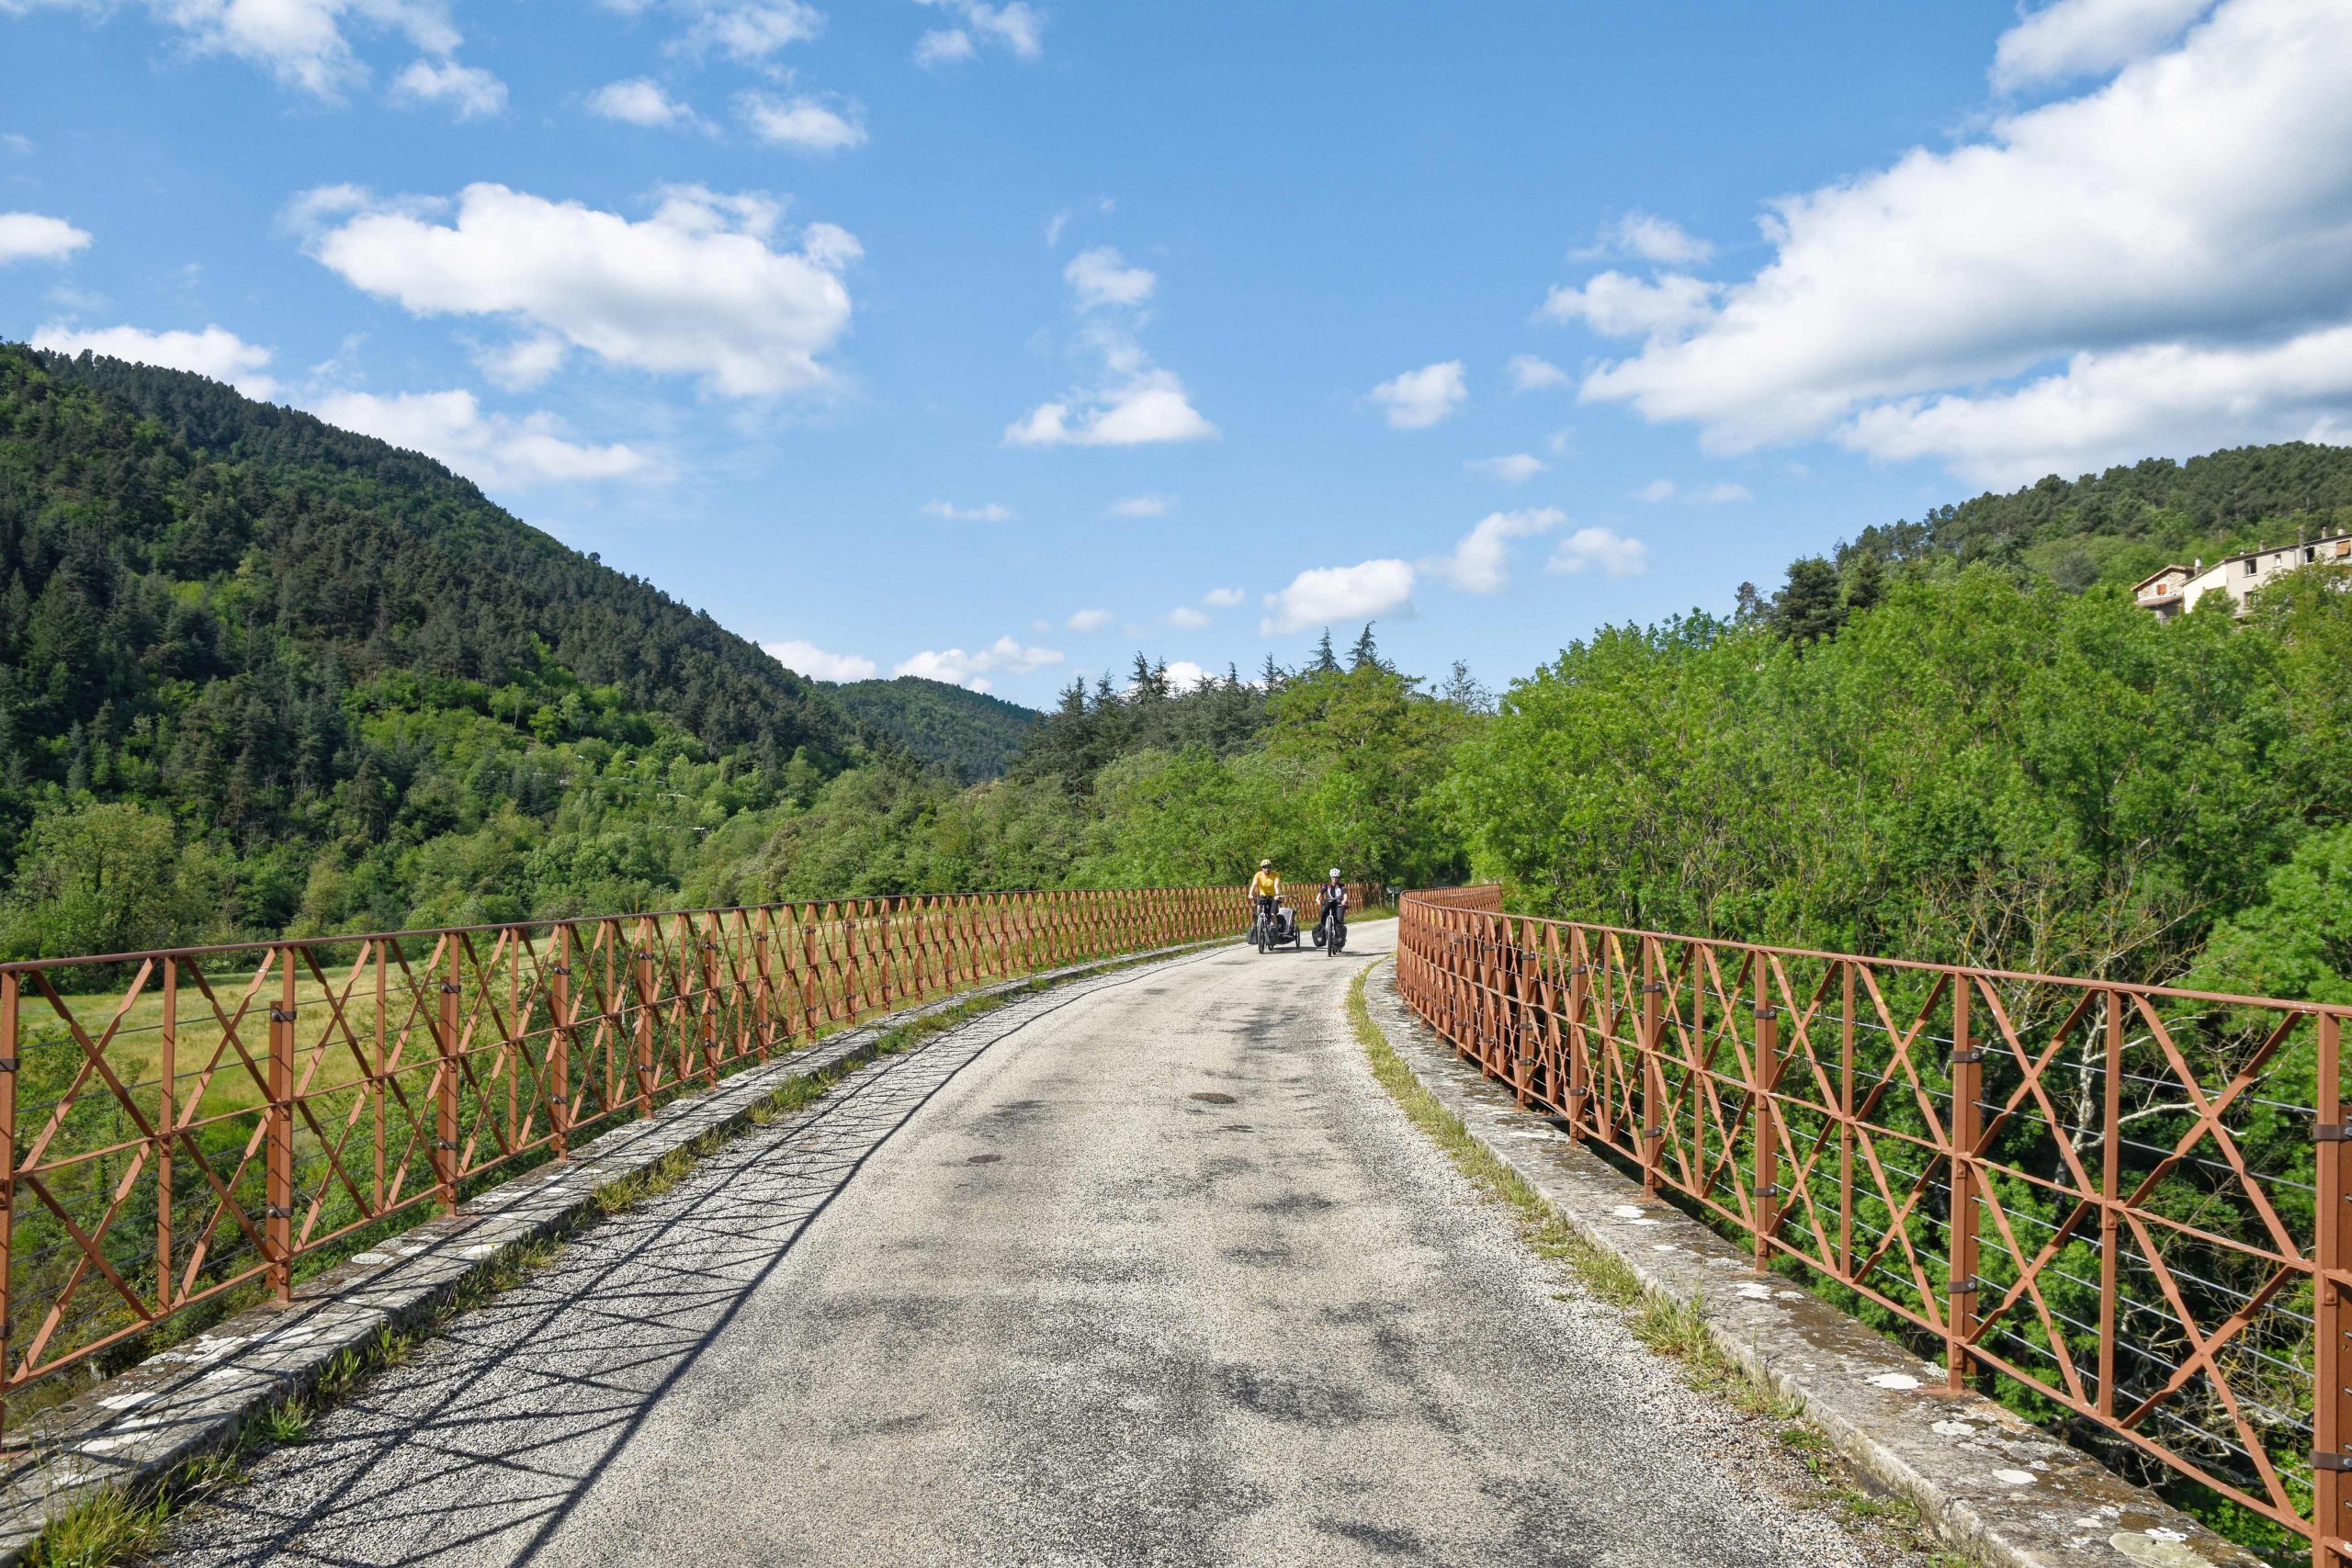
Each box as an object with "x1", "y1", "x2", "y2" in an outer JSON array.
[{"x1": 1329, "y1": 867, "x2": 1342, "y2": 878}]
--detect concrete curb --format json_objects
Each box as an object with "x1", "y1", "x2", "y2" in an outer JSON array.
[
  {"x1": 1359, "y1": 959, "x2": 2262, "y2": 1568},
  {"x1": 0, "y1": 939, "x2": 1221, "y2": 1564}
]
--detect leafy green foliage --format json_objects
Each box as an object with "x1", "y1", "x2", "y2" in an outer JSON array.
[
  {"x1": 0, "y1": 342, "x2": 872, "y2": 953},
  {"x1": 823, "y1": 675, "x2": 1037, "y2": 780},
  {"x1": 1846, "y1": 441, "x2": 2352, "y2": 592},
  {"x1": 1453, "y1": 568, "x2": 2340, "y2": 983}
]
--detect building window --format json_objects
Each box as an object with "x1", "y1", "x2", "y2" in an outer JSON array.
[{"x1": 2244, "y1": 558, "x2": 2257, "y2": 577}]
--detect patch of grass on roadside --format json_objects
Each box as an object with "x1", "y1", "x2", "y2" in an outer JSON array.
[{"x1": 1343, "y1": 965, "x2": 1976, "y2": 1568}]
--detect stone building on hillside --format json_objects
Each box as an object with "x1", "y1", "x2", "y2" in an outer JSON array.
[{"x1": 2133, "y1": 531, "x2": 2352, "y2": 621}]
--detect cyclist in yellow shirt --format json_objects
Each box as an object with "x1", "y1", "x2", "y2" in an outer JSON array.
[{"x1": 1248, "y1": 860, "x2": 1283, "y2": 949}]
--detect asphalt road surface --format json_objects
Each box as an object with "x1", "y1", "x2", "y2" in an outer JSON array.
[{"x1": 162, "y1": 921, "x2": 1911, "y2": 1568}]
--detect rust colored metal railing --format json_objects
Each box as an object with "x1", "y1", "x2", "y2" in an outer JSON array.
[
  {"x1": 0, "y1": 883, "x2": 1261, "y2": 1436},
  {"x1": 1396, "y1": 887, "x2": 2352, "y2": 1564}
]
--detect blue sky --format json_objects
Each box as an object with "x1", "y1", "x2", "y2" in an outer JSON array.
[{"x1": 5, "y1": 0, "x2": 2348, "y2": 705}]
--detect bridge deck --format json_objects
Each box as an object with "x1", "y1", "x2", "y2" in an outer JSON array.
[{"x1": 159, "y1": 925, "x2": 1912, "y2": 1567}]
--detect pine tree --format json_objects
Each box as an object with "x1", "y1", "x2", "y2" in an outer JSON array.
[
  {"x1": 1350, "y1": 622, "x2": 1385, "y2": 671},
  {"x1": 1772, "y1": 557, "x2": 1848, "y2": 647},
  {"x1": 1311, "y1": 628, "x2": 1340, "y2": 674},
  {"x1": 1843, "y1": 550, "x2": 1886, "y2": 615},
  {"x1": 1441, "y1": 660, "x2": 1492, "y2": 714},
  {"x1": 1259, "y1": 654, "x2": 1286, "y2": 691}
]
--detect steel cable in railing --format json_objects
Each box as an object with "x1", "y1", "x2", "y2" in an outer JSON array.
[
  {"x1": 1394, "y1": 887, "x2": 2352, "y2": 1560},
  {"x1": 0, "y1": 880, "x2": 1347, "y2": 1438}
]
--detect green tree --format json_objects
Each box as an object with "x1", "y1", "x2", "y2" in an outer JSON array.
[
  {"x1": 1772, "y1": 556, "x2": 1848, "y2": 645},
  {"x1": 0, "y1": 802, "x2": 222, "y2": 959},
  {"x1": 1309, "y1": 628, "x2": 1340, "y2": 674}
]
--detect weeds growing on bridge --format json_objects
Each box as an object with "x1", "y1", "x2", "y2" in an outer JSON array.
[{"x1": 1343, "y1": 964, "x2": 1976, "y2": 1568}]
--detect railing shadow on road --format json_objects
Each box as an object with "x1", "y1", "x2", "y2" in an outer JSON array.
[{"x1": 161, "y1": 962, "x2": 1203, "y2": 1568}]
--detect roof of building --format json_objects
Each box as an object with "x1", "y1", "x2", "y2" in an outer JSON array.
[{"x1": 2132, "y1": 531, "x2": 2352, "y2": 604}]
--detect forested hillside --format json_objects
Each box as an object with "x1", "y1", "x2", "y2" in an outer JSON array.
[
  {"x1": 8, "y1": 338, "x2": 2352, "y2": 1024},
  {"x1": 823, "y1": 676, "x2": 1038, "y2": 780},
  {"x1": 0, "y1": 344, "x2": 872, "y2": 953},
  {"x1": 1462, "y1": 444, "x2": 2352, "y2": 1002},
  {"x1": 1845, "y1": 441, "x2": 2352, "y2": 592}
]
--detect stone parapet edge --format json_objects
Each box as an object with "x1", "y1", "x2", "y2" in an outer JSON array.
[
  {"x1": 1361, "y1": 957, "x2": 2259, "y2": 1568},
  {"x1": 0, "y1": 938, "x2": 1222, "y2": 1565}
]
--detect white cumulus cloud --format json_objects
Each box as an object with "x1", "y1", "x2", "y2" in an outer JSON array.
[
  {"x1": 0, "y1": 212, "x2": 92, "y2": 265},
  {"x1": 1541, "y1": 271, "x2": 1718, "y2": 340},
  {"x1": 1064, "y1": 245, "x2": 1155, "y2": 310},
  {"x1": 1575, "y1": 211, "x2": 1713, "y2": 265},
  {"x1": 1008, "y1": 269, "x2": 1215, "y2": 448},
  {"x1": 300, "y1": 182, "x2": 857, "y2": 398},
  {"x1": 914, "y1": 28, "x2": 975, "y2": 65},
  {"x1": 1547, "y1": 526, "x2": 1650, "y2": 579},
  {"x1": 1006, "y1": 371, "x2": 1216, "y2": 446},
  {"x1": 1507, "y1": 353, "x2": 1569, "y2": 392},
  {"x1": 763, "y1": 638, "x2": 876, "y2": 682},
  {"x1": 1106, "y1": 492, "x2": 1175, "y2": 518},
  {"x1": 738, "y1": 92, "x2": 866, "y2": 152},
  {"x1": 34, "y1": 322, "x2": 277, "y2": 397},
  {"x1": 1636, "y1": 479, "x2": 1752, "y2": 503},
  {"x1": 1364, "y1": 360, "x2": 1466, "y2": 430},
  {"x1": 1573, "y1": 0, "x2": 2352, "y2": 482},
  {"x1": 390, "y1": 58, "x2": 505, "y2": 118},
  {"x1": 1161, "y1": 660, "x2": 1212, "y2": 691},
  {"x1": 1840, "y1": 323, "x2": 2352, "y2": 484},
  {"x1": 662, "y1": 0, "x2": 824, "y2": 62},
  {"x1": 70, "y1": 0, "x2": 469, "y2": 97},
  {"x1": 1992, "y1": 0, "x2": 2216, "y2": 90},
  {"x1": 922, "y1": 500, "x2": 1013, "y2": 520},
  {"x1": 472, "y1": 334, "x2": 568, "y2": 389},
  {"x1": 912, "y1": 0, "x2": 1042, "y2": 64},
  {"x1": 1168, "y1": 605, "x2": 1209, "y2": 628},
  {"x1": 1261, "y1": 558, "x2": 1416, "y2": 636},
  {"x1": 1202, "y1": 587, "x2": 1244, "y2": 607},
  {"x1": 895, "y1": 635, "x2": 1063, "y2": 690},
  {"x1": 1065, "y1": 608, "x2": 1113, "y2": 633},
  {"x1": 1426, "y1": 508, "x2": 1565, "y2": 594},
  {"x1": 1464, "y1": 453, "x2": 1546, "y2": 483},
  {"x1": 587, "y1": 78, "x2": 697, "y2": 128},
  {"x1": 311, "y1": 388, "x2": 649, "y2": 488}
]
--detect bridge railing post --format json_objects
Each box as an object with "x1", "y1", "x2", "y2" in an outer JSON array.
[
  {"x1": 634, "y1": 919, "x2": 657, "y2": 1117},
  {"x1": 1564, "y1": 928, "x2": 1589, "y2": 1137},
  {"x1": 2, "y1": 971, "x2": 18, "y2": 1441},
  {"x1": 1639, "y1": 937, "x2": 1664, "y2": 1196},
  {"x1": 1946, "y1": 975, "x2": 1980, "y2": 1393},
  {"x1": 2315, "y1": 1011, "x2": 2347, "y2": 1566},
  {"x1": 752, "y1": 911, "x2": 773, "y2": 1062},
  {"x1": 435, "y1": 940, "x2": 461, "y2": 1215},
  {"x1": 1751, "y1": 958, "x2": 1778, "y2": 1275},
  {"x1": 550, "y1": 925, "x2": 572, "y2": 1159}
]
